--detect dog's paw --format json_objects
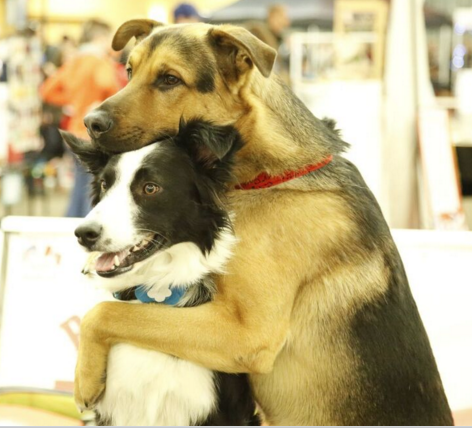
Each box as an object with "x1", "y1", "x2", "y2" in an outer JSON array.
[
  {"x1": 74, "y1": 347, "x2": 107, "y2": 411},
  {"x1": 74, "y1": 304, "x2": 109, "y2": 411},
  {"x1": 74, "y1": 368, "x2": 105, "y2": 411}
]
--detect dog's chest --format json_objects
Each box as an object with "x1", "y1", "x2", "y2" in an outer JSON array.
[{"x1": 96, "y1": 344, "x2": 216, "y2": 426}]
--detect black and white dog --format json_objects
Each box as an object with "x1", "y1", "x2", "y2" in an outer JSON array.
[{"x1": 61, "y1": 121, "x2": 259, "y2": 426}]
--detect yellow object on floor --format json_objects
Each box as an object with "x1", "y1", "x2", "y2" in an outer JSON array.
[
  {"x1": 0, "y1": 388, "x2": 88, "y2": 426},
  {"x1": 0, "y1": 404, "x2": 82, "y2": 426}
]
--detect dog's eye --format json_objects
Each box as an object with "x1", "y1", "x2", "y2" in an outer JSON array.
[
  {"x1": 143, "y1": 183, "x2": 161, "y2": 195},
  {"x1": 126, "y1": 68, "x2": 132, "y2": 80},
  {"x1": 100, "y1": 180, "x2": 107, "y2": 192},
  {"x1": 163, "y1": 75, "x2": 180, "y2": 86}
]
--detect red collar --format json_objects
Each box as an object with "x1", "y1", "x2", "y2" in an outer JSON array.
[{"x1": 235, "y1": 155, "x2": 333, "y2": 190}]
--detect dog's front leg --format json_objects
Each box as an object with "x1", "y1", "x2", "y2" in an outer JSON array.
[
  {"x1": 74, "y1": 304, "x2": 111, "y2": 411},
  {"x1": 74, "y1": 285, "x2": 294, "y2": 411},
  {"x1": 73, "y1": 193, "x2": 319, "y2": 411}
]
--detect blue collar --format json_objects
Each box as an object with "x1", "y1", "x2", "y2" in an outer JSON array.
[{"x1": 113, "y1": 285, "x2": 186, "y2": 306}]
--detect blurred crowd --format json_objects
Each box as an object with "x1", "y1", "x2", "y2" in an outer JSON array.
[{"x1": 40, "y1": 19, "x2": 126, "y2": 217}]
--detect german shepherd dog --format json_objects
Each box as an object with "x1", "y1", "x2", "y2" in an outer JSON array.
[
  {"x1": 63, "y1": 121, "x2": 260, "y2": 426},
  {"x1": 74, "y1": 20, "x2": 453, "y2": 425}
]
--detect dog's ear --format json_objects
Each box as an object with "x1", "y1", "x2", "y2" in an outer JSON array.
[
  {"x1": 60, "y1": 130, "x2": 109, "y2": 173},
  {"x1": 208, "y1": 25, "x2": 277, "y2": 80},
  {"x1": 176, "y1": 120, "x2": 243, "y2": 170},
  {"x1": 112, "y1": 19, "x2": 164, "y2": 51}
]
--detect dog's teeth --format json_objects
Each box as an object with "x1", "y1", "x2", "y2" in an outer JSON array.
[
  {"x1": 142, "y1": 239, "x2": 149, "y2": 247},
  {"x1": 114, "y1": 255, "x2": 120, "y2": 267}
]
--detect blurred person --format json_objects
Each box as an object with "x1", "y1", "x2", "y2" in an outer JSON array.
[
  {"x1": 58, "y1": 35, "x2": 78, "y2": 65},
  {"x1": 173, "y1": 3, "x2": 201, "y2": 24},
  {"x1": 246, "y1": 4, "x2": 291, "y2": 82},
  {"x1": 41, "y1": 36, "x2": 77, "y2": 155},
  {"x1": 267, "y1": 4, "x2": 291, "y2": 49},
  {"x1": 43, "y1": 35, "x2": 77, "y2": 74},
  {"x1": 41, "y1": 19, "x2": 121, "y2": 217}
]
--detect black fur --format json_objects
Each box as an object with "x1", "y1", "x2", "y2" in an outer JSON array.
[
  {"x1": 59, "y1": 130, "x2": 109, "y2": 174},
  {"x1": 201, "y1": 374, "x2": 261, "y2": 426},
  {"x1": 62, "y1": 120, "x2": 259, "y2": 426}
]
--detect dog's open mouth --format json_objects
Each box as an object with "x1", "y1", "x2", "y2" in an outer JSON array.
[{"x1": 83, "y1": 233, "x2": 165, "y2": 278}]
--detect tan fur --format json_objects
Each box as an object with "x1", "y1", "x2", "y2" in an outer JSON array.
[{"x1": 75, "y1": 22, "x2": 396, "y2": 425}]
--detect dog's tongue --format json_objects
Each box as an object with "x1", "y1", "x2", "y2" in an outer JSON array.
[
  {"x1": 95, "y1": 253, "x2": 115, "y2": 272},
  {"x1": 95, "y1": 250, "x2": 128, "y2": 272}
]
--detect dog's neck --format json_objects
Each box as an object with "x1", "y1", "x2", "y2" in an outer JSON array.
[
  {"x1": 232, "y1": 73, "x2": 346, "y2": 182},
  {"x1": 105, "y1": 228, "x2": 236, "y2": 306}
]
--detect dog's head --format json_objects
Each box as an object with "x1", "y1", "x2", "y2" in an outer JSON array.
[
  {"x1": 61, "y1": 120, "x2": 241, "y2": 291},
  {"x1": 84, "y1": 20, "x2": 277, "y2": 153}
]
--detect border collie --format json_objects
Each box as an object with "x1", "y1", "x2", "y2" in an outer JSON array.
[{"x1": 61, "y1": 121, "x2": 260, "y2": 426}]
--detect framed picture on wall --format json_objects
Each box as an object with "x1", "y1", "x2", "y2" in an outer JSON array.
[{"x1": 334, "y1": 0, "x2": 389, "y2": 79}]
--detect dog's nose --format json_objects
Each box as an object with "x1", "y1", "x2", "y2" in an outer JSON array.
[
  {"x1": 75, "y1": 222, "x2": 102, "y2": 249},
  {"x1": 84, "y1": 110, "x2": 113, "y2": 139}
]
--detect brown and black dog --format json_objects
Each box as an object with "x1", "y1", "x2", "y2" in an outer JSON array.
[{"x1": 74, "y1": 20, "x2": 453, "y2": 425}]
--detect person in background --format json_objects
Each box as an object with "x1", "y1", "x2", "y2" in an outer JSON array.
[
  {"x1": 173, "y1": 3, "x2": 202, "y2": 24},
  {"x1": 43, "y1": 35, "x2": 77, "y2": 78},
  {"x1": 267, "y1": 4, "x2": 291, "y2": 49},
  {"x1": 41, "y1": 20, "x2": 121, "y2": 218},
  {"x1": 246, "y1": 4, "x2": 291, "y2": 83}
]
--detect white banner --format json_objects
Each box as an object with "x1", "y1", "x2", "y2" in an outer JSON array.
[{"x1": 0, "y1": 217, "x2": 104, "y2": 392}]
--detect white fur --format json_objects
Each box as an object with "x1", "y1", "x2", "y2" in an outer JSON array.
[{"x1": 96, "y1": 344, "x2": 216, "y2": 426}]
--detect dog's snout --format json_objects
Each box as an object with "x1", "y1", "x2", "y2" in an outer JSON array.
[
  {"x1": 84, "y1": 110, "x2": 113, "y2": 139},
  {"x1": 75, "y1": 222, "x2": 103, "y2": 249}
]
